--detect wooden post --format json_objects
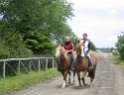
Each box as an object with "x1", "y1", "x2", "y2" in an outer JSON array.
[
  {"x1": 7, "y1": 62, "x2": 17, "y2": 75},
  {"x1": 21, "y1": 62, "x2": 28, "y2": 74},
  {"x1": 0, "y1": 57, "x2": 55, "y2": 78},
  {"x1": 18, "y1": 60, "x2": 21, "y2": 73},
  {"x1": 3, "y1": 61, "x2": 6, "y2": 78},
  {"x1": 52, "y1": 58, "x2": 55, "y2": 68},
  {"x1": 38, "y1": 59, "x2": 41, "y2": 71},
  {"x1": 31, "y1": 60, "x2": 37, "y2": 71},
  {"x1": 29, "y1": 60, "x2": 32, "y2": 71},
  {"x1": 45, "y1": 59, "x2": 48, "y2": 70}
]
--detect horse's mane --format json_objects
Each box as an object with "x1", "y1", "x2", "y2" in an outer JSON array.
[
  {"x1": 76, "y1": 42, "x2": 84, "y2": 54},
  {"x1": 76, "y1": 42, "x2": 84, "y2": 63},
  {"x1": 56, "y1": 44, "x2": 67, "y2": 56},
  {"x1": 76, "y1": 42, "x2": 84, "y2": 49}
]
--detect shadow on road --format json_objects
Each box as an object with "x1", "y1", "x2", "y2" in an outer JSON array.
[
  {"x1": 55, "y1": 83, "x2": 91, "y2": 90},
  {"x1": 70, "y1": 84, "x2": 91, "y2": 90}
]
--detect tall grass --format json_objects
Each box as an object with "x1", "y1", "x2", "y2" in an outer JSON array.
[
  {"x1": 0, "y1": 68, "x2": 60, "y2": 95},
  {"x1": 109, "y1": 53, "x2": 124, "y2": 70}
]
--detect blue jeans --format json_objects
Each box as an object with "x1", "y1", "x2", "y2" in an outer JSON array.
[
  {"x1": 68, "y1": 52, "x2": 75, "y2": 69},
  {"x1": 86, "y1": 53, "x2": 93, "y2": 67}
]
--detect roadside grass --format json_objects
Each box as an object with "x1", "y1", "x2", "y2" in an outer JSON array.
[
  {"x1": 0, "y1": 68, "x2": 60, "y2": 95},
  {"x1": 108, "y1": 53, "x2": 124, "y2": 70}
]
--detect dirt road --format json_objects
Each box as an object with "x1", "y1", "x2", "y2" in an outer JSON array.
[{"x1": 13, "y1": 53, "x2": 124, "y2": 95}]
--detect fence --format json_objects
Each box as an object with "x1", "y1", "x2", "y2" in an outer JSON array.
[{"x1": 0, "y1": 57, "x2": 56, "y2": 78}]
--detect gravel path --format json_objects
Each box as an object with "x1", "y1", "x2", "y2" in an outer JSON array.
[{"x1": 13, "y1": 53, "x2": 124, "y2": 95}]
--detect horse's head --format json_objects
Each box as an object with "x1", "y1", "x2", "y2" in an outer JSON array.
[
  {"x1": 55, "y1": 45, "x2": 68, "y2": 72},
  {"x1": 76, "y1": 42, "x2": 84, "y2": 56},
  {"x1": 55, "y1": 45, "x2": 66, "y2": 57}
]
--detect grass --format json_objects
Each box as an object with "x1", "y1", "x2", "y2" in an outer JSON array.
[
  {"x1": 108, "y1": 53, "x2": 124, "y2": 70},
  {"x1": 0, "y1": 68, "x2": 60, "y2": 95}
]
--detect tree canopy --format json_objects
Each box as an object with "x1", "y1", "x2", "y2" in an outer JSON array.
[{"x1": 0, "y1": 0, "x2": 76, "y2": 57}]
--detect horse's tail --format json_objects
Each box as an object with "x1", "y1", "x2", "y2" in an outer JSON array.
[
  {"x1": 89, "y1": 54, "x2": 97, "y2": 80},
  {"x1": 91, "y1": 53, "x2": 97, "y2": 66}
]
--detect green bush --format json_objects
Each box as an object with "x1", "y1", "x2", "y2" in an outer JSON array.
[
  {"x1": 0, "y1": 21, "x2": 33, "y2": 58},
  {"x1": 0, "y1": 68, "x2": 60, "y2": 95},
  {"x1": 0, "y1": 43, "x2": 10, "y2": 58},
  {"x1": 90, "y1": 41, "x2": 96, "y2": 51},
  {"x1": 0, "y1": 21, "x2": 33, "y2": 76},
  {"x1": 116, "y1": 33, "x2": 124, "y2": 59},
  {"x1": 24, "y1": 31, "x2": 55, "y2": 55}
]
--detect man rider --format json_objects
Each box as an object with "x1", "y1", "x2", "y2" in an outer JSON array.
[
  {"x1": 80, "y1": 33, "x2": 93, "y2": 70},
  {"x1": 63, "y1": 36, "x2": 75, "y2": 70}
]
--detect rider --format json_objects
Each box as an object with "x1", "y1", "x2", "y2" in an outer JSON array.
[
  {"x1": 63, "y1": 36, "x2": 75, "y2": 70},
  {"x1": 80, "y1": 33, "x2": 93, "y2": 70}
]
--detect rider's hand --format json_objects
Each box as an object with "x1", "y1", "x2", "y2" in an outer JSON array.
[
  {"x1": 66, "y1": 50, "x2": 72, "y2": 53},
  {"x1": 66, "y1": 51, "x2": 69, "y2": 54}
]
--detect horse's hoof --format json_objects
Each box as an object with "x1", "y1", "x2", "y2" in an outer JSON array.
[
  {"x1": 62, "y1": 84, "x2": 67, "y2": 88},
  {"x1": 79, "y1": 85, "x2": 81, "y2": 87},
  {"x1": 90, "y1": 82, "x2": 93, "y2": 85},
  {"x1": 84, "y1": 84, "x2": 88, "y2": 86},
  {"x1": 62, "y1": 86, "x2": 66, "y2": 88},
  {"x1": 68, "y1": 82, "x2": 71, "y2": 85},
  {"x1": 78, "y1": 86, "x2": 82, "y2": 89},
  {"x1": 72, "y1": 82, "x2": 75, "y2": 85}
]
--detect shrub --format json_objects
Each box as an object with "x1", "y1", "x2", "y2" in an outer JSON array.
[{"x1": 116, "y1": 33, "x2": 124, "y2": 59}]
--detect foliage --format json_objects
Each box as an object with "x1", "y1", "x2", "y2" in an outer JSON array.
[
  {"x1": 24, "y1": 31, "x2": 55, "y2": 55},
  {"x1": 0, "y1": 0, "x2": 74, "y2": 56},
  {"x1": 116, "y1": 33, "x2": 124, "y2": 59},
  {"x1": 0, "y1": 0, "x2": 75, "y2": 80},
  {"x1": 0, "y1": 43, "x2": 10, "y2": 58},
  {"x1": 90, "y1": 41, "x2": 96, "y2": 51},
  {"x1": 0, "y1": 68, "x2": 60, "y2": 95},
  {"x1": 0, "y1": 21, "x2": 32, "y2": 58},
  {"x1": 110, "y1": 54, "x2": 124, "y2": 70}
]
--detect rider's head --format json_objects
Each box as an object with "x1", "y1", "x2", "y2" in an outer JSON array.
[
  {"x1": 83, "y1": 33, "x2": 88, "y2": 40},
  {"x1": 65, "y1": 36, "x2": 70, "y2": 42}
]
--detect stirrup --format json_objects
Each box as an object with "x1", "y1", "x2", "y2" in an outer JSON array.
[
  {"x1": 71, "y1": 67, "x2": 75, "y2": 70},
  {"x1": 89, "y1": 66, "x2": 93, "y2": 72}
]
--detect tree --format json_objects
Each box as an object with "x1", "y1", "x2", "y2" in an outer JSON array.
[
  {"x1": 90, "y1": 41, "x2": 96, "y2": 51},
  {"x1": 0, "y1": 0, "x2": 74, "y2": 56},
  {"x1": 24, "y1": 31, "x2": 55, "y2": 55},
  {"x1": 0, "y1": 0, "x2": 73, "y2": 36},
  {"x1": 0, "y1": 20, "x2": 32, "y2": 58},
  {"x1": 116, "y1": 32, "x2": 124, "y2": 59}
]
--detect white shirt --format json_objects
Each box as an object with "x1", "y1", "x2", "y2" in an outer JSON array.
[{"x1": 80, "y1": 39, "x2": 90, "y2": 57}]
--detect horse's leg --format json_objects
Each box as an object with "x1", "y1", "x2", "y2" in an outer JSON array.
[
  {"x1": 73, "y1": 70, "x2": 76, "y2": 83},
  {"x1": 90, "y1": 56, "x2": 97, "y2": 84},
  {"x1": 90, "y1": 67, "x2": 96, "y2": 84},
  {"x1": 62, "y1": 71, "x2": 67, "y2": 88},
  {"x1": 90, "y1": 77, "x2": 93, "y2": 84},
  {"x1": 82, "y1": 71, "x2": 87, "y2": 85},
  {"x1": 68, "y1": 70, "x2": 75, "y2": 85},
  {"x1": 69, "y1": 70, "x2": 75, "y2": 84},
  {"x1": 77, "y1": 72, "x2": 81, "y2": 87},
  {"x1": 68, "y1": 71, "x2": 71, "y2": 84},
  {"x1": 90, "y1": 72, "x2": 95, "y2": 84}
]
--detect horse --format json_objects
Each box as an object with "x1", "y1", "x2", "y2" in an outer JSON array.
[
  {"x1": 55, "y1": 45, "x2": 75, "y2": 88},
  {"x1": 75, "y1": 42, "x2": 97, "y2": 87}
]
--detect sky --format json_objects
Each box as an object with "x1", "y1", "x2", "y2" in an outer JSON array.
[{"x1": 68, "y1": 0, "x2": 124, "y2": 48}]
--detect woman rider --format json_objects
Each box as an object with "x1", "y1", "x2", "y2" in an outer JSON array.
[
  {"x1": 63, "y1": 36, "x2": 75, "y2": 70},
  {"x1": 80, "y1": 33, "x2": 93, "y2": 70}
]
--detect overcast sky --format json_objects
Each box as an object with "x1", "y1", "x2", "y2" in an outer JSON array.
[{"x1": 68, "y1": 0, "x2": 124, "y2": 48}]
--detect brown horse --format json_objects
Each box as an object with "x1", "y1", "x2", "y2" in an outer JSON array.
[
  {"x1": 55, "y1": 45, "x2": 75, "y2": 88},
  {"x1": 75, "y1": 42, "x2": 97, "y2": 87}
]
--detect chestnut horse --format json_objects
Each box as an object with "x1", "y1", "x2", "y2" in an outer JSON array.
[
  {"x1": 75, "y1": 42, "x2": 97, "y2": 87},
  {"x1": 55, "y1": 45, "x2": 75, "y2": 88}
]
